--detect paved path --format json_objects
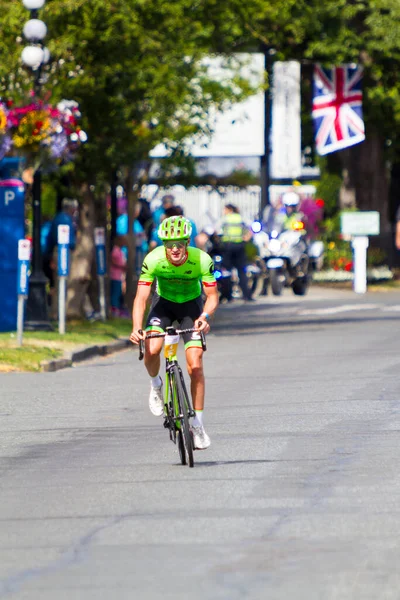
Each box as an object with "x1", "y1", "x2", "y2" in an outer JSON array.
[{"x1": 2, "y1": 286, "x2": 400, "y2": 599}]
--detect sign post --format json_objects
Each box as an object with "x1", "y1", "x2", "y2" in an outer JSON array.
[
  {"x1": 57, "y1": 225, "x2": 70, "y2": 335},
  {"x1": 340, "y1": 211, "x2": 380, "y2": 294},
  {"x1": 16, "y1": 239, "x2": 31, "y2": 346},
  {"x1": 94, "y1": 227, "x2": 107, "y2": 321}
]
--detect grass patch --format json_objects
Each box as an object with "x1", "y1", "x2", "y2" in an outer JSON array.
[{"x1": 0, "y1": 317, "x2": 132, "y2": 372}]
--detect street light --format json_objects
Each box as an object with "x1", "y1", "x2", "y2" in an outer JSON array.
[{"x1": 21, "y1": 0, "x2": 52, "y2": 330}]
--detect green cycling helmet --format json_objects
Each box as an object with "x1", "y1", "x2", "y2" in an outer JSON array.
[{"x1": 158, "y1": 216, "x2": 192, "y2": 241}]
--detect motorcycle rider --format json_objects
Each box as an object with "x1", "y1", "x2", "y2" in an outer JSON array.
[{"x1": 281, "y1": 191, "x2": 306, "y2": 233}]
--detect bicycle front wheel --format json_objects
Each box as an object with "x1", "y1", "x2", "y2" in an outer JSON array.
[{"x1": 173, "y1": 365, "x2": 194, "y2": 468}]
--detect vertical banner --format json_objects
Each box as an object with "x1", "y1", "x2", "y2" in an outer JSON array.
[
  {"x1": 312, "y1": 64, "x2": 365, "y2": 156},
  {"x1": 270, "y1": 61, "x2": 302, "y2": 180}
]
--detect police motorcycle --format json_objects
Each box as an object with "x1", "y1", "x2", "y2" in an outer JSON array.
[
  {"x1": 266, "y1": 219, "x2": 310, "y2": 296},
  {"x1": 231, "y1": 234, "x2": 266, "y2": 299},
  {"x1": 198, "y1": 227, "x2": 234, "y2": 301},
  {"x1": 261, "y1": 191, "x2": 324, "y2": 296}
]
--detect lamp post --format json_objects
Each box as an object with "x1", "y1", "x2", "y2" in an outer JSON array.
[
  {"x1": 21, "y1": 0, "x2": 52, "y2": 330},
  {"x1": 260, "y1": 46, "x2": 276, "y2": 219}
]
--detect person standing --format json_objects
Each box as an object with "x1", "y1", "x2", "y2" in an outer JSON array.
[
  {"x1": 152, "y1": 194, "x2": 175, "y2": 227},
  {"x1": 110, "y1": 235, "x2": 128, "y2": 317},
  {"x1": 395, "y1": 205, "x2": 400, "y2": 250},
  {"x1": 220, "y1": 204, "x2": 254, "y2": 302}
]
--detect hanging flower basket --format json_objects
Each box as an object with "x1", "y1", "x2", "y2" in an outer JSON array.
[{"x1": 0, "y1": 98, "x2": 87, "y2": 170}]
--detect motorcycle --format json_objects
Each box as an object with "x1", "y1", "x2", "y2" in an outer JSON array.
[
  {"x1": 212, "y1": 252, "x2": 234, "y2": 302},
  {"x1": 265, "y1": 220, "x2": 311, "y2": 296}
]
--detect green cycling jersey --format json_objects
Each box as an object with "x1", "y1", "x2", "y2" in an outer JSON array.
[{"x1": 138, "y1": 245, "x2": 216, "y2": 303}]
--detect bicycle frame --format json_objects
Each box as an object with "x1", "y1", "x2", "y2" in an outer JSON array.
[{"x1": 138, "y1": 324, "x2": 206, "y2": 466}]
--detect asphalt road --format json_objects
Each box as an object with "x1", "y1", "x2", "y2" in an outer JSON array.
[{"x1": 2, "y1": 285, "x2": 400, "y2": 599}]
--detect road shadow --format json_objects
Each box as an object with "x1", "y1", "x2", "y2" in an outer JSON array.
[
  {"x1": 212, "y1": 314, "x2": 400, "y2": 336},
  {"x1": 194, "y1": 458, "x2": 276, "y2": 467}
]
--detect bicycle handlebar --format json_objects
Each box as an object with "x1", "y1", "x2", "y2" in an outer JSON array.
[{"x1": 138, "y1": 324, "x2": 207, "y2": 360}]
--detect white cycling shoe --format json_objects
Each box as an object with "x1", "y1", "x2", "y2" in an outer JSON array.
[
  {"x1": 191, "y1": 425, "x2": 211, "y2": 450},
  {"x1": 149, "y1": 382, "x2": 163, "y2": 416}
]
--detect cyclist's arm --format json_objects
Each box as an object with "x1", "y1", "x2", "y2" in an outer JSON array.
[
  {"x1": 202, "y1": 283, "x2": 219, "y2": 320},
  {"x1": 195, "y1": 284, "x2": 218, "y2": 332},
  {"x1": 130, "y1": 283, "x2": 152, "y2": 344}
]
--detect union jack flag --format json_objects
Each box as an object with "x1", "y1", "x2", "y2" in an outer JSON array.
[{"x1": 312, "y1": 64, "x2": 365, "y2": 156}]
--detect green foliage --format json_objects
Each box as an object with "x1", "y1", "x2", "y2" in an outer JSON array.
[
  {"x1": 324, "y1": 240, "x2": 353, "y2": 271},
  {"x1": 313, "y1": 160, "x2": 343, "y2": 217}
]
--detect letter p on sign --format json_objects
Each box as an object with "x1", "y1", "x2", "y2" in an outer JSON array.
[{"x1": 5, "y1": 191, "x2": 15, "y2": 206}]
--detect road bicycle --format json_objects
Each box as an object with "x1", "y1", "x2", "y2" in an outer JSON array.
[{"x1": 138, "y1": 325, "x2": 206, "y2": 468}]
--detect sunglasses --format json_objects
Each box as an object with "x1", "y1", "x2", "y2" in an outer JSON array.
[{"x1": 163, "y1": 241, "x2": 187, "y2": 249}]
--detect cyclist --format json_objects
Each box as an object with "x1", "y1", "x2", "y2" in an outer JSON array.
[{"x1": 130, "y1": 215, "x2": 219, "y2": 450}]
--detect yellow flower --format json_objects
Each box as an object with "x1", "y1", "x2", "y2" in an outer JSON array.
[
  {"x1": 328, "y1": 242, "x2": 336, "y2": 250},
  {"x1": 13, "y1": 110, "x2": 53, "y2": 148},
  {"x1": 0, "y1": 107, "x2": 7, "y2": 134}
]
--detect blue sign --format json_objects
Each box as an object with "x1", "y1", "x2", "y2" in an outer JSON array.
[
  {"x1": 96, "y1": 245, "x2": 106, "y2": 275},
  {"x1": 58, "y1": 244, "x2": 70, "y2": 277},
  {"x1": 0, "y1": 180, "x2": 25, "y2": 331},
  {"x1": 57, "y1": 225, "x2": 70, "y2": 277},
  {"x1": 94, "y1": 228, "x2": 106, "y2": 275}
]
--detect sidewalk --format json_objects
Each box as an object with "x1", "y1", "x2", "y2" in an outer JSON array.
[{"x1": 40, "y1": 337, "x2": 132, "y2": 372}]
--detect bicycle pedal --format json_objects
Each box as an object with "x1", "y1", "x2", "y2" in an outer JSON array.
[{"x1": 163, "y1": 418, "x2": 170, "y2": 429}]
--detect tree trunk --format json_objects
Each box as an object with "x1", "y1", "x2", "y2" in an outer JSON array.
[
  {"x1": 340, "y1": 131, "x2": 390, "y2": 233},
  {"x1": 338, "y1": 131, "x2": 392, "y2": 258},
  {"x1": 66, "y1": 183, "x2": 96, "y2": 318}
]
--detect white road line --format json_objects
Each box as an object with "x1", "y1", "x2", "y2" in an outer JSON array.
[{"x1": 297, "y1": 304, "x2": 380, "y2": 316}]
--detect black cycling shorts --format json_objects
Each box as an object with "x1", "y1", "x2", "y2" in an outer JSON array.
[{"x1": 145, "y1": 294, "x2": 203, "y2": 349}]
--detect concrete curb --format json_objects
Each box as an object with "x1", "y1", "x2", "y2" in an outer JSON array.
[{"x1": 40, "y1": 338, "x2": 132, "y2": 372}]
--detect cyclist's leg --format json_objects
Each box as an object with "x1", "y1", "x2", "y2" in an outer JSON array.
[
  {"x1": 177, "y1": 297, "x2": 205, "y2": 410},
  {"x1": 178, "y1": 299, "x2": 211, "y2": 447},
  {"x1": 144, "y1": 296, "x2": 174, "y2": 416},
  {"x1": 144, "y1": 295, "x2": 173, "y2": 376},
  {"x1": 185, "y1": 346, "x2": 205, "y2": 411}
]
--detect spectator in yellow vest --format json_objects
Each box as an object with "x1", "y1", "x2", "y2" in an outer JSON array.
[{"x1": 219, "y1": 204, "x2": 254, "y2": 302}]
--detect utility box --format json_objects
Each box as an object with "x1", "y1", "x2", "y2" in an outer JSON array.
[{"x1": 0, "y1": 179, "x2": 26, "y2": 332}]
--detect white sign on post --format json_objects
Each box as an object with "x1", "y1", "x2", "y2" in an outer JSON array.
[
  {"x1": 57, "y1": 224, "x2": 70, "y2": 244},
  {"x1": 18, "y1": 239, "x2": 31, "y2": 261},
  {"x1": 340, "y1": 211, "x2": 380, "y2": 236},
  {"x1": 340, "y1": 211, "x2": 380, "y2": 295},
  {"x1": 94, "y1": 227, "x2": 106, "y2": 246}
]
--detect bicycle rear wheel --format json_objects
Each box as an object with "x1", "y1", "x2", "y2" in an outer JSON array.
[
  {"x1": 177, "y1": 430, "x2": 187, "y2": 465},
  {"x1": 173, "y1": 365, "x2": 194, "y2": 468}
]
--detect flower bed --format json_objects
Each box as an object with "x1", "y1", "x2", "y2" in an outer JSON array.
[{"x1": 313, "y1": 266, "x2": 394, "y2": 282}]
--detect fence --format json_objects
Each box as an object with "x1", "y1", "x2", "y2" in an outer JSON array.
[{"x1": 141, "y1": 185, "x2": 261, "y2": 231}]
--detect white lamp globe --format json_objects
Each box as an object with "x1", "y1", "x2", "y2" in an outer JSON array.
[
  {"x1": 21, "y1": 45, "x2": 44, "y2": 68},
  {"x1": 22, "y1": 0, "x2": 45, "y2": 9},
  {"x1": 23, "y1": 19, "x2": 47, "y2": 41},
  {"x1": 42, "y1": 47, "x2": 50, "y2": 63}
]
